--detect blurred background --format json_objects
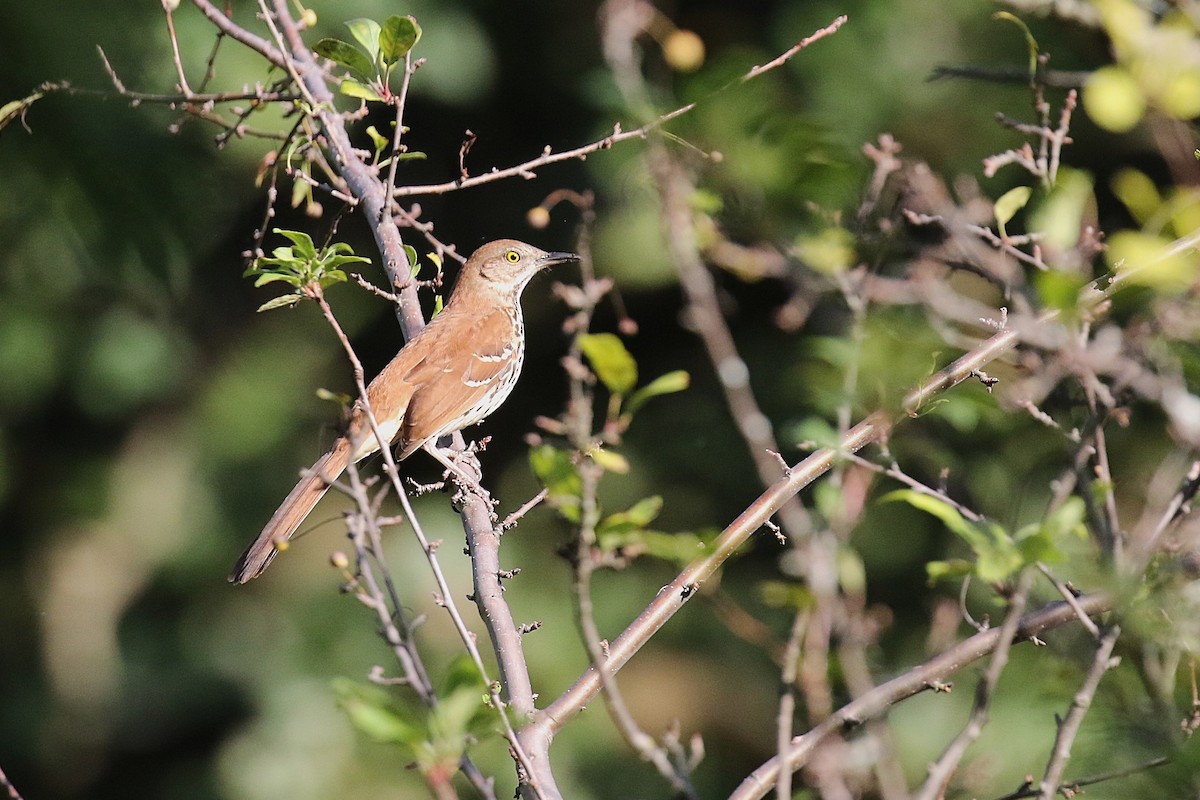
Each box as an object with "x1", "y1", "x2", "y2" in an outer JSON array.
[{"x1": 2, "y1": 0, "x2": 1198, "y2": 798}]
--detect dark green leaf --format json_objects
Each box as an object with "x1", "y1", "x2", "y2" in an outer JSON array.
[
  {"x1": 313, "y1": 37, "x2": 375, "y2": 80},
  {"x1": 402, "y1": 244, "x2": 419, "y2": 272},
  {"x1": 380, "y1": 15, "x2": 421, "y2": 64},
  {"x1": 578, "y1": 332, "x2": 637, "y2": 394}
]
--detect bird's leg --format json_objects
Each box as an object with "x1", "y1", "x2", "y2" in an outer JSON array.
[{"x1": 424, "y1": 442, "x2": 484, "y2": 489}]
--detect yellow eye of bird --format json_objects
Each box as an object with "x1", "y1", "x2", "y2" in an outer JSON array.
[{"x1": 505, "y1": 250, "x2": 521, "y2": 263}]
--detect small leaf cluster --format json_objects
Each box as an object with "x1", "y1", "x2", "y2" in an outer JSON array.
[
  {"x1": 576, "y1": 332, "x2": 690, "y2": 433},
  {"x1": 530, "y1": 332, "x2": 705, "y2": 567},
  {"x1": 885, "y1": 490, "x2": 1087, "y2": 585},
  {"x1": 333, "y1": 657, "x2": 490, "y2": 778},
  {"x1": 314, "y1": 16, "x2": 422, "y2": 102},
  {"x1": 244, "y1": 228, "x2": 370, "y2": 311}
]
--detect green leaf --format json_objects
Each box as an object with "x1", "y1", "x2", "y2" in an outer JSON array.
[
  {"x1": 529, "y1": 445, "x2": 581, "y2": 522},
  {"x1": 598, "y1": 527, "x2": 712, "y2": 565},
  {"x1": 366, "y1": 124, "x2": 390, "y2": 157},
  {"x1": 256, "y1": 295, "x2": 302, "y2": 312},
  {"x1": 884, "y1": 489, "x2": 1024, "y2": 583},
  {"x1": 380, "y1": 15, "x2": 421, "y2": 65},
  {"x1": 272, "y1": 228, "x2": 318, "y2": 260},
  {"x1": 332, "y1": 677, "x2": 419, "y2": 745},
  {"x1": 338, "y1": 79, "x2": 385, "y2": 102},
  {"x1": 597, "y1": 496, "x2": 663, "y2": 537},
  {"x1": 313, "y1": 37, "x2": 375, "y2": 80},
  {"x1": 589, "y1": 446, "x2": 629, "y2": 474},
  {"x1": 321, "y1": 253, "x2": 371, "y2": 271},
  {"x1": 759, "y1": 580, "x2": 814, "y2": 610},
  {"x1": 578, "y1": 333, "x2": 638, "y2": 395},
  {"x1": 625, "y1": 370, "x2": 689, "y2": 417},
  {"x1": 402, "y1": 244, "x2": 419, "y2": 272},
  {"x1": 926, "y1": 559, "x2": 974, "y2": 584},
  {"x1": 1029, "y1": 166, "x2": 1094, "y2": 248},
  {"x1": 994, "y1": 185, "x2": 1032, "y2": 237},
  {"x1": 251, "y1": 272, "x2": 300, "y2": 288},
  {"x1": 993, "y1": 11, "x2": 1039, "y2": 82},
  {"x1": 1083, "y1": 66, "x2": 1145, "y2": 133},
  {"x1": 344, "y1": 18, "x2": 382, "y2": 61}
]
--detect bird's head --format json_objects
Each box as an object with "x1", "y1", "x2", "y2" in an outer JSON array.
[{"x1": 460, "y1": 239, "x2": 580, "y2": 298}]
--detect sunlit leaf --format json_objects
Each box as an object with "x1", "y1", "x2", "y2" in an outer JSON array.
[
  {"x1": 344, "y1": 18, "x2": 381, "y2": 62},
  {"x1": 1107, "y1": 230, "x2": 1195, "y2": 292},
  {"x1": 338, "y1": 79, "x2": 385, "y2": 102},
  {"x1": 589, "y1": 446, "x2": 630, "y2": 474},
  {"x1": 365, "y1": 124, "x2": 390, "y2": 156},
  {"x1": 529, "y1": 445, "x2": 581, "y2": 522},
  {"x1": 1110, "y1": 168, "x2": 1161, "y2": 225},
  {"x1": 624, "y1": 370, "x2": 689, "y2": 417},
  {"x1": 272, "y1": 228, "x2": 318, "y2": 260},
  {"x1": 926, "y1": 559, "x2": 974, "y2": 584},
  {"x1": 1084, "y1": 66, "x2": 1145, "y2": 132},
  {"x1": 1029, "y1": 167, "x2": 1094, "y2": 250},
  {"x1": 795, "y1": 226, "x2": 855, "y2": 275},
  {"x1": 994, "y1": 185, "x2": 1032, "y2": 235},
  {"x1": 578, "y1": 333, "x2": 637, "y2": 394},
  {"x1": 256, "y1": 295, "x2": 302, "y2": 312},
  {"x1": 598, "y1": 496, "x2": 663, "y2": 536}
]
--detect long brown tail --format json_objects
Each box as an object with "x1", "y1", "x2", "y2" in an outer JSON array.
[{"x1": 228, "y1": 436, "x2": 354, "y2": 583}]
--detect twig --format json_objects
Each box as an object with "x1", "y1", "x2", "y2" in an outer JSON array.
[
  {"x1": 309, "y1": 281, "x2": 536, "y2": 798},
  {"x1": 163, "y1": 3, "x2": 194, "y2": 95},
  {"x1": 728, "y1": 593, "x2": 1112, "y2": 800},
  {"x1": 533, "y1": 227, "x2": 1179, "y2": 746},
  {"x1": 1035, "y1": 562, "x2": 1100, "y2": 638},
  {"x1": 1138, "y1": 459, "x2": 1200, "y2": 562},
  {"x1": 776, "y1": 611, "x2": 809, "y2": 800},
  {"x1": 1036, "y1": 625, "x2": 1121, "y2": 800},
  {"x1": 191, "y1": 0, "x2": 287, "y2": 68},
  {"x1": 501, "y1": 488, "x2": 549, "y2": 531},
  {"x1": 990, "y1": 756, "x2": 1168, "y2": 800},
  {"x1": 0, "y1": 762, "x2": 25, "y2": 800},
  {"x1": 912, "y1": 569, "x2": 1035, "y2": 800},
  {"x1": 391, "y1": 15, "x2": 848, "y2": 198}
]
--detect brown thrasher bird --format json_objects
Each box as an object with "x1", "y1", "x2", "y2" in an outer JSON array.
[{"x1": 229, "y1": 239, "x2": 579, "y2": 583}]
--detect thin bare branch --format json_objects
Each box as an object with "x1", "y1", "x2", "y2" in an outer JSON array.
[
  {"x1": 391, "y1": 15, "x2": 848, "y2": 199},
  {"x1": 729, "y1": 592, "x2": 1112, "y2": 800},
  {"x1": 1036, "y1": 625, "x2": 1121, "y2": 800},
  {"x1": 913, "y1": 570, "x2": 1035, "y2": 800}
]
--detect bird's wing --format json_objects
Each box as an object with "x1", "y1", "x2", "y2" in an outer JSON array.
[{"x1": 395, "y1": 307, "x2": 519, "y2": 459}]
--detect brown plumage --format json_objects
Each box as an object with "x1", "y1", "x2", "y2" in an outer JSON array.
[{"x1": 229, "y1": 239, "x2": 579, "y2": 583}]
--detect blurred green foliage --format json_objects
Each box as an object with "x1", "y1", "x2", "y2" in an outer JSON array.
[{"x1": 3, "y1": 1, "x2": 1200, "y2": 799}]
